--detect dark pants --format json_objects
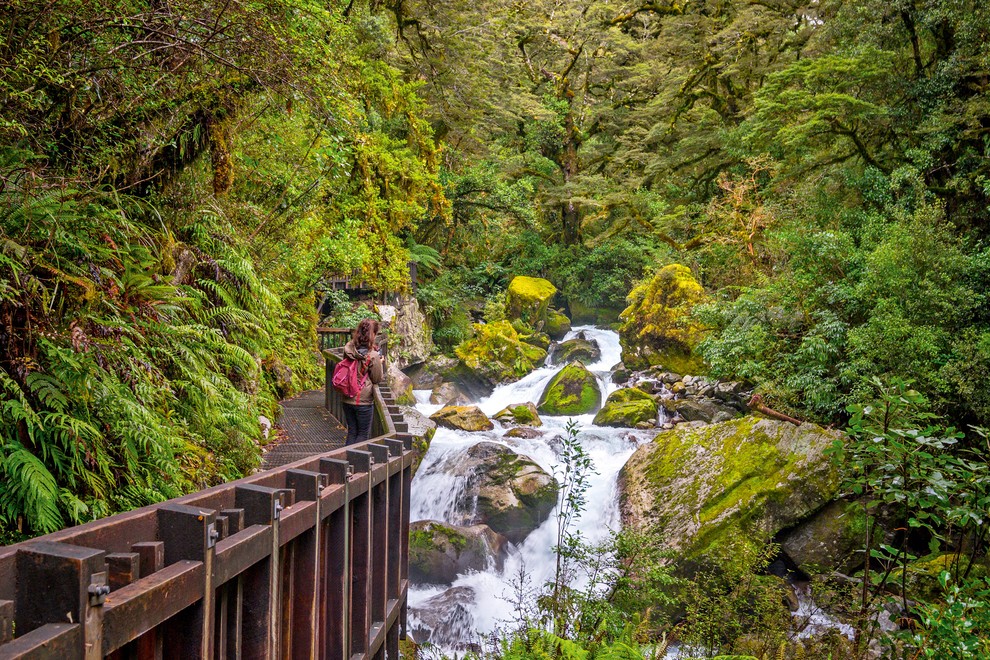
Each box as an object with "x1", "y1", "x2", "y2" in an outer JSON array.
[{"x1": 342, "y1": 403, "x2": 374, "y2": 445}]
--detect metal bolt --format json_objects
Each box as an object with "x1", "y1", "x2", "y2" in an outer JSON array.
[{"x1": 88, "y1": 583, "x2": 111, "y2": 607}]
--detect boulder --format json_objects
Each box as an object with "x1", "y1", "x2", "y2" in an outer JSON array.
[
  {"x1": 408, "y1": 586, "x2": 478, "y2": 650},
  {"x1": 405, "y1": 355, "x2": 459, "y2": 390},
  {"x1": 618, "y1": 417, "x2": 842, "y2": 560},
  {"x1": 387, "y1": 362, "x2": 416, "y2": 405},
  {"x1": 536, "y1": 361, "x2": 603, "y2": 416},
  {"x1": 619, "y1": 264, "x2": 707, "y2": 373},
  {"x1": 663, "y1": 398, "x2": 740, "y2": 424},
  {"x1": 493, "y1": 402, "x2": 543, "y2": 427},
  {"x1": 430, "y1": 382, "x2": 470, "y2": 406},
  {"x1": 504, "y1": 427, "x2": 545, "y2": 439},
  {"x1": 593, "y1": 388, "x2": 659, "y2": 428},
  {"x1": 544, "y1": 309, "x2": 572, "y2": 340},
  {"x1": 430, "y1": 406, "x2": 494, "y2": 432},
  {"x1": 778, "y1": 500, "x2": 866, "y2": 576},
  {"x1": 505, "y1": 276, "x2": 557, "y2": 331},
  {"x1": 611, "y1": 365, "x2": 632, "y2": 384},
  {"x1": 552, "y1": 335, "x2": 601, "y2": 365},
  {"x1": 453, "y1": 442, "x2": 559, "y2": 542},
  {"x1": 520, "y1": 332, "x2": 551, "y2": 351},
  {"x1": 400, "y1": 405, "x2": 437, "y2": 475},
  {"x1": 409, "y1": 520, "x2": 509, "y2": 584},
  {"x1": 454, "y1": 320, "x2": 547, "y2": 387},
  {"x1": 380, "y1": 294, "x2": 434, "y2": 369}
]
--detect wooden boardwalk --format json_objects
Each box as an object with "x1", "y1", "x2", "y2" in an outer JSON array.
[{"x1": 262, "y1": 389, "x2": 347, "y2": 469}]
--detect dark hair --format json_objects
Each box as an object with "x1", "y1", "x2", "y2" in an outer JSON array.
[{"x1": 353, "y1": 318, "x2": 379, "y2": 350}]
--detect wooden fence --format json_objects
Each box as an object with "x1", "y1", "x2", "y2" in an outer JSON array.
[{"x1": 0, "y1": 380, "x2": 413, "y2": 659}]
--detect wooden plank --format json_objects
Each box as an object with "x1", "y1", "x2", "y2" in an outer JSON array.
[
  {"x1": 0, "y1": 623, "x2": 81, "y2": 659},
  {"x1": 101, "y1": 561, "x2": 204, "y2": 654}
]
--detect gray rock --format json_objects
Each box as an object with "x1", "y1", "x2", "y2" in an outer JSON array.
[
  {"x1": 388, "y1": 294, "x2": 433, "y2": 369},
  {"x1": 408, "y1": 586, "x2": 478, "y2": 650},
  {"x1": 714, "y1": 381, "x2": 746, "y2": 401},
  {"x1": 409, "y1": 520, "x2": 508, "y2": 585},
  {"x1": 619, "y1": 417, "x2": 842, "y2": 558},
  {"x1": 664, "y1": 398, "x2": 740, "y2": 424},
  {"x1": 448, "y1": 442, "x2": 559, "y2": 543},
  {"x1": 430, "y1": 381, "x2": 469, "y2": 406},
  {"x1": 552, "y1": 336, "x2": 602, "y2": 365},
  {"x1": 406, "y1": 355, "x2": 460, "y2": 390},
  {"x1": 779, "y1": 500, "x2": 867, "y2": 576}
]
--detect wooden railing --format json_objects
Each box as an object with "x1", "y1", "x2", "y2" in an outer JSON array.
[{"x1": 0, "y1": 384, "x2": 413, "y2": 659}]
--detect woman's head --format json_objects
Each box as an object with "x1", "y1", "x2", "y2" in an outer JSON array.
[{"x1": 354, "y1": 318, "x2": 380, "y2": 349}]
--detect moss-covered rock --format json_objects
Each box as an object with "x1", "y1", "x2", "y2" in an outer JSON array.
[
  {"x1": 520, "y1": 332, "x2": 551, "y2": 351},
  {"x1": 387, "y1": 362, "x2": 416, "y2": 405},
  {"x1": 888, "y1": 553, "x2": 987, "y2": 603},
  {"x1": 618, "y1": 416, "x2": 842, "y2": 560},
  {"x1": 619, "y1": 264, "x2": 707, "y2": 372},
  {"x1": 545, "y1": 309, "x2": 572, "y2": 340},
  {"x1": 552, "y1": 335, "x2": 601, "y2": 365},
  {"x1": 455, "y1": 442, "x2": 559, "y2": 543},
  {"x1": 778, "y1": 499, "x2": 867, "y2": 576},
  {"x1": 493, "y1": 402, "x2": 543, "y2": 427},
  {"x1": 505, "y1": 276, "x2": 557, "y2": 331},
  {"x1": 400, "y1": 405, "x2": 437, "y2": 475},
  {"x1": 430, "y1": 405, "x2": 494, "y2": 432},
  {"x1": 593, "y1": 388, "x2": 658, "y2": 428},
  {"x1": 409, "y1": 520, "x2": 508, "y2": 584},
  {"x1": 536, "y1": 361, "x2": 603, "y2": 416},
  {"x1": 454, "y1": 320, "x2": 547, "y2": 387}
]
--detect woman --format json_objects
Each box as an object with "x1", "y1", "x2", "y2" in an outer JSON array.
[{"x1": 341, "y1": 318, "x2": 384, "y2": 445}]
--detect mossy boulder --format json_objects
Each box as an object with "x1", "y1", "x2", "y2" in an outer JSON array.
[
  {"x1": 778, "y1": 499, "x2": 867, "y2": 575},
  {"x1": 618, "y1": 416, "x2": 842, "y2": 560},
  {"x1": 593, "y1": 388, "x2": 658, "y2": 428},
  {"x1": 405, "y1": 355, "x2": 460, "y2": 390},
  {"x1": 537, "y1": 361, "x2": 603, "y2": 416},
  {"x1": 400, "y1": 405, "x2": 437, "y2": 475},
  {"x1": 545, "y1": 309, "x2": 572, "y2": 340},
  {"x1": 452, "y1": 442, "x2": 559, "y2": 543},
  {"x1": 493, "y1": 402, "x2": 543, "y2": 427},
  {"x1": 429, "y1": 405, "x2": 494, "y2": 432},
  {"x1": 409, "y1": 520, "x2": 509, "y2": 584},
  {"x1": 505, "y1": 276, "x2": 557, "y2": 331},
  {"x1": 387, "y1": 362, "x2": 416, "y2": 405},
  {"x1": 889, "y1": 554, "x2": 987, "y2": 603},
  {"x1": 552, "y1": 335, "x2": 601, "y2": 365},
  {"x1": 454, "y1": 320, "x2": 547, "y2": 388},
  {"x1": 619, "y1": 264, "x2": 707, "y2": 373},
  {"x1": 520, "y1": 332, "x2": 551, "y2": 351}
]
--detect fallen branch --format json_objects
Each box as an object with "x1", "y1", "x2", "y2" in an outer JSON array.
[{"x1": 748, "y1": 394, "x2": 803, "y2": 426}]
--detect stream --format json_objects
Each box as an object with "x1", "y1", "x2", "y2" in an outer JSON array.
[
  {"x1": 405, "y1": 325, "x2": 852, "y2": 654},
  {"x1": 407, "y1": 326, "x2": 657, "y2": 651}
]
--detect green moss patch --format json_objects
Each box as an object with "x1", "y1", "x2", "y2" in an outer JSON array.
[
  {"x1": 454, "y1": 320, "x2": 547, "y2": 385},
  {"x1": 536, "y1": 361, "x2": 602, "y2": 416}
]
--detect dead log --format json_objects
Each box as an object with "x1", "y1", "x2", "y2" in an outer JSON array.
[{"x1": 748, "y1": 394, "x2": 803, "y2": 426}]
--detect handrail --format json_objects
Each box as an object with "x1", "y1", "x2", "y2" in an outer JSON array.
[{"x1": 0, "y1": 380, "x2": 413, "y2": 659}]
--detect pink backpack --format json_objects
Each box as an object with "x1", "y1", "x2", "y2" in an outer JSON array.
[{"x1": 332, "y1": 357, "x2": 369, "y2": 399}]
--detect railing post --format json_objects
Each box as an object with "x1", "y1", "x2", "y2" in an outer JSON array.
[
  {"x1": 347, "y1": 449, "x2": 373, "y2": 656},
  {"x1": 235, "y1": 484, "x2": 285, "y2": 659},
  {"x1": 320, "y1": 458, "x2": 351, "y2": 660},
  {"x1": 287, "y1": 469, "x2": 325, "y2": 660},
  {"x1": 14, "y1": 541, "x2": 105, "y2": 659},
  {"x1": 157, "y1": 503, "x2": 217, "y2": 659}
]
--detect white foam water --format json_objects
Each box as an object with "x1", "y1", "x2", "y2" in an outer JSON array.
[{"x1": 408, "y1": 327, "x2": 653, "y2": 650}]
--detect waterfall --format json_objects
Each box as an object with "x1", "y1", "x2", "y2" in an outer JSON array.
[{"x1": 407, "y1": 326, "x2": 654, "y2": 650}]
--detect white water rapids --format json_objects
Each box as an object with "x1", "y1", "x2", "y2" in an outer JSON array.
[
  {"x1": 407, "y1": 326, "x2": 656, "y2": 650},
  {"x1": 405, "y1": 325, "x2": 852, "y2": 653}
]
